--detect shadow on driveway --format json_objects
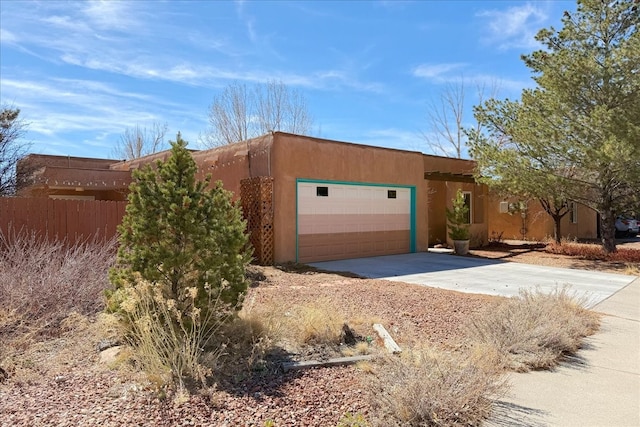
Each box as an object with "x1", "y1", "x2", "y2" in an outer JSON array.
[{"x1": 310, "y1": 252, "x2": 505, "y2": 278}]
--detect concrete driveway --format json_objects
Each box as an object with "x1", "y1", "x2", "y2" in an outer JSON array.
[
  {"x1": 310, "y1": 252, "x2": 635, "y2": 307},
  {"x1": 312, "y1": 252, "x2": 640, "y2": 426}
]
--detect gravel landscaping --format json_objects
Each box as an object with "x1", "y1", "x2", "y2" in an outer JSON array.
[{"x1": 1, "y1": 241, "x2": 637, "y2": 426}]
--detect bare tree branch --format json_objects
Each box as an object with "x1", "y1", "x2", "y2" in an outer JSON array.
[
  {"x1": 202, "y1": 80, "x2": 313, "y2": 147},
  {"x1": 0, "y1": 106, "x2": 30, "y2": 196},
  {"x1": 112, "y1": 122, "x2": 168, "y2": 160},
  {"x1": 423, "y1": 78, "x2": 499, "y2": 158}
]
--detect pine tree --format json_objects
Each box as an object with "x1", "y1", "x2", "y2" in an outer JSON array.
[
  {"x1": 108, "y1": 133, "x2": 250, "y2": 322},
  {"x1": 469, "y1": 0, "x2": 640, "y2": 253}
]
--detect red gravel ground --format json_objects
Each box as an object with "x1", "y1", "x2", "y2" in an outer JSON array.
[{"x1": 2, "y1": 243, "x2": 637, "y2": 426}]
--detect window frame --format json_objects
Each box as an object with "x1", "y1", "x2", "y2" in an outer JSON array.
[
  {"x1": 569, "y1": 201, "x2": 578, "y2": 224},
  {"x1": 316, "y1": 186, "x2": 329, "y2": 197}
]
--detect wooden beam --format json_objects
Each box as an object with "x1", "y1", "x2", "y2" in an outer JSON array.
[
  {"x1": 281, "y1": 355, "x2": 373, "y2": 372},
  {"x1": 424, "y1": 171, "x2": 476, "y2": 183},
  {"x1": 373, "y1": 323, "x2": 402, "y2": 354}
]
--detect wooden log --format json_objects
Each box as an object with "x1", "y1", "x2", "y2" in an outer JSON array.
[
  {"x1": 281, "y1": 355, "x2": 373, "y2": 372},
  {"x1": 373, "y1": 323, "x2": 402, "y2": 354}
]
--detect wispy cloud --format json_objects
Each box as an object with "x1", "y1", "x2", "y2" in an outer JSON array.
[
  {"x1": 82, "y1": 0, "x2": 142, "y2": 31},
  {"x1": 477, "y1": 3, "x2": 548, "y2": 51},
  {"x1": 412, "y1": 63, "x2": 467, "y2": 80},
  {"x1": 0, "y1": 76, "x2": 204, "y2": 156},
  {"x1": 360, "y1": 128, "x2": 424, "y2": 152},
  {"x1": 412, "y1": 61, "x2": 532, "y2": 97}
]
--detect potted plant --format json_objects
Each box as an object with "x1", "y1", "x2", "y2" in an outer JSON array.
[{"x1": 446, "y1": 189, "x2": 471, "y2": 255}]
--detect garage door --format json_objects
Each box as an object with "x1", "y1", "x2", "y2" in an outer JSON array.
[{"x1": 296, "y1": 179, "x2": 415, "y2": 263}]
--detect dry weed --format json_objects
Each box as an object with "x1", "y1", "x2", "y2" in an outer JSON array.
[
  {"x1": 217, "y1": 308, "x2": 284, "y2": 371},
  {"x1": 0, "y1": 231, "x2": 116, "y2": 337},
  {"x1": 367, "y1": 346, "x2": 506, "y2": 426},
  {"x1": 289, "y1": 300, "x2": 345, "y2": 345},
  {"x1": 465, "y1": 286, "x2": 601, "y2": 372}
]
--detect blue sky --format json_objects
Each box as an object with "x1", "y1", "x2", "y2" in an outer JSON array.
[{"x1": 0, "y1": 0, "x2": 575, "y2": 159}]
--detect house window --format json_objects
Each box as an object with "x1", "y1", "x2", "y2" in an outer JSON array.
[
  {"x1": 316, "y1": 186, "x2": 328, "y2": 197},
  {"x1": 387, "y1": 190, "x2": 397, "y2": 199},
  {"x1": 463, "y1": 192, "x2": 472, "y2": 224},
  {"x1": 569, "y1": 201, "x2": 578, "y2": 224},
  {"x1": 499, "y1": 201, "x2": 509, "y2": 214}
]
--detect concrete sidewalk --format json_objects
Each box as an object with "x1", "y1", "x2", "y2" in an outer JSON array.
[{"x1": 487, "y1": 276, "x2": 640, "y2": 427}]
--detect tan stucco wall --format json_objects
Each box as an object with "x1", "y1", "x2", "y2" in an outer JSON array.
[
  {"x1": 21, "y1": 154, "x2": 120, "y2": 170},
  {"x1": 487, "y1": 194, "x2": 599, "y2": 241},
  {"x1": 561, "y1": 203, "x2": 598, "y2": 240},
  {"x1": 427, "y1": 181, "x2": 447, "y2": 245},
  {"x1": 192, "y1": 134, "x2": 273, "y2": 197},
  {"x1": 270, "y1": 132, "x2": 429, "y2": 263}
]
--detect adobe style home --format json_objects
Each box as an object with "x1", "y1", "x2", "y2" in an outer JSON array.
[{"x1": 17, "y1": 132, "x2": 489, "y2": 264}]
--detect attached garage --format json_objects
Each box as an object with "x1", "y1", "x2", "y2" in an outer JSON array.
[{"x1": 296, "y1": 179, "x2": 416, "y2": 263}]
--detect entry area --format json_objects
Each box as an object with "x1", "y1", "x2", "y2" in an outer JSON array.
[{"x1": 296, "y1": 180, "x2": 415, "y2": 263}]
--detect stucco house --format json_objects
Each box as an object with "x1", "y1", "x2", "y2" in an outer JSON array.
[{"x1": 18, "y1": 132, "x2": 488, "y2": 264}]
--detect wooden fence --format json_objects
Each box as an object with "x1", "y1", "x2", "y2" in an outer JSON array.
[{"x1": 0, "y1": 198, "x2": 127, "y2": 245}]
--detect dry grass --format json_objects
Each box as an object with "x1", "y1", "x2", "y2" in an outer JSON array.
[
  {"x1": 289, "y1": 300, "x2": 345, "y2": 346},
  {"x1": 217, "y1": 308, "x2": 285, "y2": 372},
  {"x1": 465, "y1": 287, "x2": 601, "y2": 372},
  {"x1": 367, "y1": 346, "x2": 506, "y2": 427}
]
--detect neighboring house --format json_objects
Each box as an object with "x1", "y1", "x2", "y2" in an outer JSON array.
[
  {"x1": 17, "y1": 154, "x2": 131, "y2": 201},
  {"x1": 487, "y1": 194, "x2": 599, "y2": 242},
  {"x1": 18, "y1": 132, "x2": 489, "y2": 263}
]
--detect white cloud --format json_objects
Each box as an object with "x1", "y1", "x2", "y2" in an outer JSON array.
[
  {"x1": 82, "y1": 0, "x2": 142, "y2": 31},
  {"x1": 413, "y1": 63, "x2": 467, "y2": 80},
  {"x1": 360, "y1": 128, "x2": 425, "y2": 152},
  {"x1": 0, "y1": 76, "x2": 205, "y2": 158},
  {"x1": 477, "y1": 3, "x2": 548, "y2": 51},
  {"x1": 0, "y1": 28, "x2": 18, "y2": 44}
]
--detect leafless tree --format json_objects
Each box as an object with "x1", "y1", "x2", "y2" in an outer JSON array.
[
  {"x1": 203, "y1": 82, "x2": 251, "y2": 148},
  {"x1": 0, "y1": 106, "x2": 30, "y2": 196},
  {"x1": 423, "y1": 78, "x2": 499, "y2": 158},
  {"x1": 202, "y1": 80, "x2": 314, "y2": 147},
  {"x1": 112, "y1": 122, "x2": 168, "y2": 160}
]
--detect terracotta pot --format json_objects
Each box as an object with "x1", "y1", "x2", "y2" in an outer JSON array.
[{"x1": 453, "y1": 239, "x2": 469, "y2": 255}]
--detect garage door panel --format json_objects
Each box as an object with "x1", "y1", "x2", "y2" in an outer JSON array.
[
  {"x1": 297, "y1": 181, "x2": 413, "y2": 263},
  {"x1": 298, "y1": 230, "x2": 411, "y2": 263}
]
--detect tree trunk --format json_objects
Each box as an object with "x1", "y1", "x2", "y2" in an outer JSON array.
[
  {"x1": 552, "y1": 214, "x2": 562, "y2": 244},
  {"x1": 600, "y1": 202, "x2": 617, "y2": 254}
]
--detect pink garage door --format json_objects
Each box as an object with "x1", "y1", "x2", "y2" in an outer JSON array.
[{"x1": 296, "y1": 180, "x2": 413, "y2": 263}]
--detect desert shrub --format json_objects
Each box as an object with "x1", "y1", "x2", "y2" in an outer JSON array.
[
  {"x1": 466, "y1": 287, "x2": 600, "y2": 372},
  {"x1": 119, "y1": 277, "x2": 230, "y2": 390},
  {"x1": 367, "y1": 347, "x2": 505, "y2": 427},
  {"x1": 0, "y1": 231, "x2": 116, "y2": 336},
  {"x1": 107, "y1": 136, "x2": 250, "y2": 390},
  {"x1": 545, "y1": 241, "x2": 640, "y2": 263}
]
